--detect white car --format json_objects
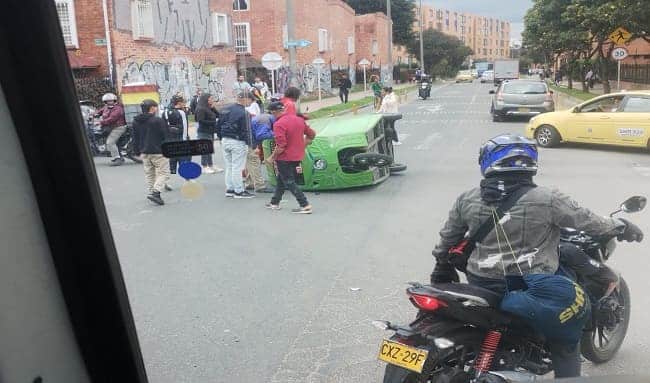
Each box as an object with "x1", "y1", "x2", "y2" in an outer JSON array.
[{"x1": 480, "y1": 70, "x2": 494, "y2": 83}]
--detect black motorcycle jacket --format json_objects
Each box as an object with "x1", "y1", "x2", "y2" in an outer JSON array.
[{"x1": 432, "y1": 185, "x2": 626, "y2": 279}]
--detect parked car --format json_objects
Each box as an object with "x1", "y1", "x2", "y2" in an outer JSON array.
[
  {"x1": 480, "y1": 70, "x2": 494, "y2": 83},
  {"x1": 490, "y1": 79, "x2": 555, "y2": 122},
  {"x1": 525, "y1": 91, "x2": 650, "y2": 149},
  {"x1": 455, "y1": 70, "x2": 474, "y2": 83},
  {"x1": 263, "y1": 114, "x2": 407, "y2": 191}
]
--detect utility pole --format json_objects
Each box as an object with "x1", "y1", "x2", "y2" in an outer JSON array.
[
  {"x1": 419, "y1": 0, "x2": 424, "y2": 73},
  {"x1": 386, "y1": 0, "x2": 393, "y2": 85},
  {"x1": 286, "y1": 0, "x2": 298, "y2": 87}
]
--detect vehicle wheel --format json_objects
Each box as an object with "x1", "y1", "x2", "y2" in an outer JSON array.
[
  {"x1": 581, "y1": 278, "x2": 631, "y2": 364},
  {"x1": 534, "y1": 125, "x2": 561, "y2": 147},
  {"x1": 492, "y1": 113, "x2": 502, "y2": 122},
  {"x1": 352, "y1": 153, "x2": 393, "y2": 168},
  {"x1": 389, "y1": 163, "x2": 407, "y2": 174}
]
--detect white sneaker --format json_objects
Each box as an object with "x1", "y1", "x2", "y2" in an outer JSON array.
[
  {"x1": 393, "y1": 141, "x2": 403, "y2": 146},
  {"x1": 203, "y1": 166, "x2": 216, "y2": 174},
  {"x1": 214, "y1": 166, "x2": 224, "y2": 173}
]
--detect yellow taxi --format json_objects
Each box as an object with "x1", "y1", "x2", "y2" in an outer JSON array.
[
  {"x1": 525, "y1": 91, "x2": 650, "y2": 149},
  {"x1": 455, "y1": 70, "x2": 474, "y2": 83}
]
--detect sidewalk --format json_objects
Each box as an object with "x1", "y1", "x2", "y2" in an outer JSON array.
[
  {"x1": 555, "y1": 79, "x2": 648, "y2": 95},
  {"x1": 301, "y1": 83, "x2": 415, "y2": 113}
]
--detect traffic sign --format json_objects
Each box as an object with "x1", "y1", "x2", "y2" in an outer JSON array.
[
  {"x1": 358, "y1": 58, "x2": 370, "y2": 66},
  {"x1": 612, "y1": 47, "x2": 629, "y2": 61},
  {"x1": 286, "y1": 39, "x2": 312, "y2": 48},
  {"x1": 609, "y1": 27, "x2": 632, "y2": 45},
  {"x1": 261, "y1": 52, "x2": 283, "y2": 70}
]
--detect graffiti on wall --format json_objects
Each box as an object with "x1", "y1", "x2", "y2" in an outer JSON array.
[
  {"x1": 276, "y1": 65, "x2": 334, "y2": 95},
  {"x1": 121, "y1": 58, "x2": 236, "y2": 106},
  {"x1": 114, "y1": 0, "x2": 212, "y2": 49}
]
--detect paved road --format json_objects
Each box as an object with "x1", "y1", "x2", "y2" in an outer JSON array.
[{"x1": 96, "y1": 80, "x2": 650, "y2": 382}]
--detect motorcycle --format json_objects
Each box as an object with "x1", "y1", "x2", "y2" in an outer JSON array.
[
  {"x1": 375, "y1": 196, "x2": 646, "y2": 383},
  {"x1": 86, "y1": 116, "x2": 142, "y2": 163},
  {"x1": 418, "y1": 81, "x2": 432, "y2": 100}
]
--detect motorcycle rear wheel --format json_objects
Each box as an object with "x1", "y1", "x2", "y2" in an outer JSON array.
[{"x1": 580, "y1": 277, "x2": 631, "y2": 364}]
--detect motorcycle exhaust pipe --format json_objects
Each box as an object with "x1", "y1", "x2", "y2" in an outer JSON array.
[{"x1": 483, "y1": 370, "x2": 538, "y2": 382}]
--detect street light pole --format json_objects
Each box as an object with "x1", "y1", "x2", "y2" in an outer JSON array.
[
  {"x1": 287, "y1": 0, "x2": 298, "y2": 87},
  {"x1": 419, "y1": 0, "x2": 424, "y2": 73},
  {"x1": 386, "y1": 0, "x2": 392, "y2": 86}
]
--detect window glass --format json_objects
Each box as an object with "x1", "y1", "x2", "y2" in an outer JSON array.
[
  {"x1": 581, "y1": 96, "x2": 626, "y2": 113},
  {"x1": 503, "y1": 83, "x2": 547, "y2": 94},
  {"x1": 623, "y1": 97, "x2": 650, "y2": 112}
]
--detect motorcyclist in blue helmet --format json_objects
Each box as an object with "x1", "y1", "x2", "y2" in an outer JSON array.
[{"x1": 430, "y1": 133, "x2": 643, "y2": 378}]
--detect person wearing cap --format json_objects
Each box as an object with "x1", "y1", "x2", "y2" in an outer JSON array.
[
  {"x1": 264, "y1": 101, "x2": 316, "y2": 214},
  {"x1": 216, "y1": 91, "x2": 255, "y2": 199},
  {"x1": 132, "y1": 99, "x2": 171, "y2": 206}
]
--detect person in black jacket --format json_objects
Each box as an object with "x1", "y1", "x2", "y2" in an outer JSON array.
[
  {"x1": 132, "y1": 99, "x2": 170, "y2": 206},
  {"x1": 189, "y1": 89, "x2": 201, "y2": 115},
  {"x1": 216, "y1": 91, "x2": 255, "y2": 199},
  {"x1": 194, "y1": 93, "x2": 223, "y2": 174},
  {"x1": 163, "y1": 95, "x2": 190, "y2": 176},
  {"x1": 338, "y1": 74, "x2": 352, "y2": 104}
]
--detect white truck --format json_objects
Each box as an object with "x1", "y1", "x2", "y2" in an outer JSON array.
[{"x1": 493, "y1": 60, "x2": 519, "y2": 85}]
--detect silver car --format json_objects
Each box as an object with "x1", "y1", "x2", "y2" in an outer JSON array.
[{"x1": 489, "y1": 80, "x2": 555, "y2": 122}]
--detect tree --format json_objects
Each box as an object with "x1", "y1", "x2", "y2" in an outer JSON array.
[
  {"x1": 566, "y1": 0, "x2": 650, "y2": 93},
  {"x1": 406, "y1": 29, "x2": 473, "y2": 78},
  {"x1": 522, "y1": 0, "x2": 591, "y2": 90},
  {"x1": 344, "y1": 0, "x2": 415, "y2": 46}
]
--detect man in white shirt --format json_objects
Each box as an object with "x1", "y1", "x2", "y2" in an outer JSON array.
[
  {"x1": 233, "y1": 75, "x2": 252, "y2": 96},
  {"x1": 376, "y1": 87, "x2": 401, "y2": 145}
]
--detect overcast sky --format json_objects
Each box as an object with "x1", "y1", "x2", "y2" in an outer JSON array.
[{"x1": 422, "y1": 0, "x2": 533, "y2": 42}]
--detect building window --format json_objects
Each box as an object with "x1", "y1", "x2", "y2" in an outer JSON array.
[
  {"x1": 55, "y1": 0, "x2": 78, "y2": 48},
  {"x1": 454, "y1": 20, "x2": 458, "y2": 31},
  {"x1": 347, "y1": 36, "x2": 354, "y2": 54},
  {"x1": 233, "y1": 0, "x2": 249, "y2": 11},
  {"x1": 131, "y1": 0, "x2": 154, "y2": 40},
  {"x1": 211, "y1": 13, "x2": 230, "y2": 46},
  {"x1": 483, "y1": 38, "x2": 487, "y2": 46},
  {"x1": 372, "y1": 40, "x2": 378, "y2": 55},
  {"x1": 429, "y1": 22, "x2": 433, "y2": 29},
  {"x1": 318, "y1": 28, "x2": 329, "y2": 52},
  {"x1": 233, "y1": 22, "x2": 251, "y2": 54},
  {"x1": 437, "y1": 22, "x2": 443, "y2": 30},
  {"x1": 489, "y1": 49, "x2": 492, "y2": 55}
]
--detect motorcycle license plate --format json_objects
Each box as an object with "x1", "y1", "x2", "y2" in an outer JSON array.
[
  {"x1": 377, "y1": 339, "x2": 428, "y2": 373},
  {"x1": 518, "y1": 107, "x2": 530, "y2": 113}
]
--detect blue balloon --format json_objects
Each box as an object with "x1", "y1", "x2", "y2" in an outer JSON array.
[{"x1": 178, "y1": 161, "x2": 202, "y2": 180}]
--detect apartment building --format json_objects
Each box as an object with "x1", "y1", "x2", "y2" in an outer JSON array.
[
  {"x1": 397, "y1": 5, "x2": 511, "y2": 65},
  {"x1": 56, "y1": 0, "x2": 238, "y2": 105}
]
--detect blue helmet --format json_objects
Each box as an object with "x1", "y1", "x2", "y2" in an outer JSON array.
[{"x1": 479, "y1": 134, "x2": 538, "y2": 176}]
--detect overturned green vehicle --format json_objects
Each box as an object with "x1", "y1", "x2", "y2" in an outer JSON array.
[{"x1": 263, "y1": 113, "x2": 406, "y2": 191}]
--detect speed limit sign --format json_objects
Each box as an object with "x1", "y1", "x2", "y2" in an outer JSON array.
[{"x1": 612, "y1": 47, "x2": 629, "y2": 61}]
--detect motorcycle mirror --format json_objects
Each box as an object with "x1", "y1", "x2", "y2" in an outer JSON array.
[{"x1": 621, "y1": 196, "x2": 647, "y2": 213}]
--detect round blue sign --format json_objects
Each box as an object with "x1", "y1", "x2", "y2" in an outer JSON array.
[{"x1": 178, "y1": 161, "x2": 202, "y2": 180}]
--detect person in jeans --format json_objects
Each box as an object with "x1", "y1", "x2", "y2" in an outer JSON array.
[
  {"x1": 337, "y1": 74, "x2": 352, "y2": 104},
  {"x1": 96, "y1": 93, "x2": 127, "y2": 166},
  {"x1": 132, "y1": 99, "x2": 170, "y2": 206},
  {"x1": 194, "y1": 93, "x2": 223, "y2": 174},
  {"x1": 216, "y1": 91, "x2": 255, "y2": 199},
  {"x1": 264, "y1": 101, "x2": 316, "y2": 214}
]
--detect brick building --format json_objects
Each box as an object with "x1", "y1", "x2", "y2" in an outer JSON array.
[
  {"x1": 230, "y1": 0, "x2": 391, "y2": 93},
  {"x1": 394, "y1": 5, "x2": 511, "y2": 66},
  {"x1": 56, "y1": 0, "x2": 238, "y2": 105}
]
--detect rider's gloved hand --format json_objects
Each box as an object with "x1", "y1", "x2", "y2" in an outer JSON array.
[
  {"x1": 430, "y1": 261, "x2": 460, "y2": 284},
  {"x1": 618, "y1": 218, "x2": 644, "y2": 242}
]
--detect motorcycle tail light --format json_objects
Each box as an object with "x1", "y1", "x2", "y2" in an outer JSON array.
[{"x1": 408, "y1": 293, "x2": 448, "y2": 311}]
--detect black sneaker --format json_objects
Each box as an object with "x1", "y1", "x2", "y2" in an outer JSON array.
[
  {"x1": 147, "y1": 192, "x2": 164, "y2": 205},
  {"x1": 291, "y1": 205, "x2": 312, "y2": 214},
  {"x1": 225, "y1": 190, "x2": 235, "y2": 197},
  {"x1": 109, "y1": 157, "x2": 125, "y2": 166},
  {"x1": 265, "y1": 203, "x2": 281, "y2": 210},
  {"x1": 234, "y1": 191, "x2": 256, "y2": 199}
]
